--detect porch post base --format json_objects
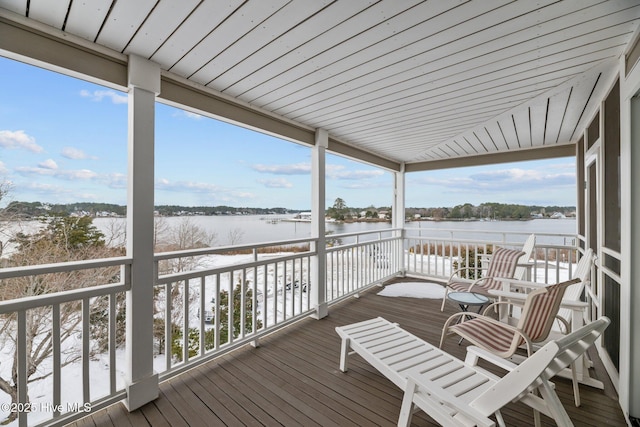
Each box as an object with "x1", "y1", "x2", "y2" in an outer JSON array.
[
  {"x1": 311, "y1": 303, "x2": 328, "y2": 319},
  {"x1": 124, "y1": 372, "x2": 159, "y2": 411}
]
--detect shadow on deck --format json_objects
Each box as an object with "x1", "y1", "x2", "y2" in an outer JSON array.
[{"x1": 71, "y1": 279, "x2": 625, "y2": 426}]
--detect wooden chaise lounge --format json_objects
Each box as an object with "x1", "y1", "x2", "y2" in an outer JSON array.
[{"x1": 336, "y1": 316, "x2": 609, "y2": 427}]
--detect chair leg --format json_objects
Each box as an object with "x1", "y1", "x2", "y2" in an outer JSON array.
[
  {"x1": 570, "y1": 362, "x2": 581, "y2": 407},
  {"x1": 339, "y1": 338, "x2": 350, "y2": 372},
  {"x1": 538, "y1": 379, "x2": 575, "y2": 426},
  {"x1": 398, "y1": 379, "x2": 417, "y2": 427},
  {"x1": 440, "y1": 287, "x2": 449, "y2": 312}
]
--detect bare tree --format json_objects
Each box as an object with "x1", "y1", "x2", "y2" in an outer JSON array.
[
  {"x1": 153, "y1": 216, "x2": 169, "y2": 249},
  {"x1": 154, "y1": 217, "x2": 217, "y2": 274},
  {"x1": 0, "y1": 180, "x2": 15, "y2": 259},
  {"x1": 227, "y1": 227, "x2": 244, "y2": 246}
]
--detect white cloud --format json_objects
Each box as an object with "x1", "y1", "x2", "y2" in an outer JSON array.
[
  {"x1": 0, "y1": 130, "x2": 44, "y2": 153},
  {"x1": 0, "y1": 161, "x2": 8, "y2": 174},
  {"x1": 156, "y1": 178, "x2": 257, "y2": 202},
  {"x1": 252, "y1": 162, "x2": 311, "y2": 175},
  {"x1": 62, "y1": 146, "x2": 97, "y2": 160},
  {"x1": 326, "y1": 165, "x2": 385, "y2": 180},
  {"x1": 15, "y1": 166, "x2": 98, "y2": 180},
  {"x1": 20, "y1": 182, "x2": 72, "y2": 195},
  {"x1": 173, "y1": 110, "x2": 203, "y2": 120},
  {"x1": 38, "y1": 159, "x2": 58, "y2": 170},
  {"x1": 251, "y1": 162, "x2": 384, "y2": 181},
  {"x1": 104, "y1": 173, "x2": 127, "y2": 189},
  {"x1": 80, "y1": 89, "x2": 128, "y2": 104},
  {"x1": 258, "y1": 178, "x2": 293, "y2": 188},
  {"x1": 156, "y1": 179, "x2": 222, "y2": 193}
]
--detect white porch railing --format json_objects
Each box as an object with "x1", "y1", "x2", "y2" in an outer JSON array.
[
  {"x1": 0, "y1": 227, "x2": 582, "y2": 426},
  {"x1": 0, "y1": 257, "x2": 131, "y2": 427},
  {"x1": 152, "y1": 238, "x2": 316, "y2": 379},
  {"x1": 325, "y1": 228, "x2": 402, "y2": 302},
  {"x1": 403, "y1": 227, "x2": 581, "y2": 284}
]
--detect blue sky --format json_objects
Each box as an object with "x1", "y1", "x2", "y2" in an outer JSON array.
[{"x1": 0, "y1": 56, "x2": 576, "y2": 210}]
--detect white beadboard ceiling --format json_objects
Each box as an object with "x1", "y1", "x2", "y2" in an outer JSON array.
[{"x1": 2, "y1": 0, "x2": 640, "y2": 169}]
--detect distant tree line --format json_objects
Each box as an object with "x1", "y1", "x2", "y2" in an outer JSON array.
[
  {"x1": 1, "y1": 200, "x2": 575, "y2": 221},
  {"x1": 406, "y1": 202, "x2": 576, "y2": 220},
  {"x1": 0, "y1": 202, "x2": 297, "y2": 219}
]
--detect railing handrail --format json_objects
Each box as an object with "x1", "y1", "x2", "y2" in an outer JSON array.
[
  {"x1": 0, "y1": 256, "x2": 132, "y2": 279},
  {"x1": 403, "y1": 226, "x2": 578, "y2": 239},
  {"x1": 0, "y1": 280, "x2": 129, "y2": 314},
  {"x1": 156, "y1": 249, "x2": 316, "y2": 283},
  {"x1": 153, "y1": 236, "x2": 317, "y2": 261},
  {"x1": 327, "y1": 227, "x2": 401, "y2": 240},
  {"x1": 325, "y1": 234, "x2": 400, "y2": 253}
]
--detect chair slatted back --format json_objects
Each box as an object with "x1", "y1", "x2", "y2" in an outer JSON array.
[
  {"x1": 517, "y1": 278, "x2": 580, "y2": 343},
  {"x1": 556, "y1": 248, "x2": 594, "y2": 325},
  {"x1": 482, "y1": 247, "x2": 525, "y2": 291},
  {"x1": 514, "y1": 234, "x2": 536, "y2": 280}
]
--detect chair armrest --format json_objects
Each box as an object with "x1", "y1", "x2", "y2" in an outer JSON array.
[
  {"x1": 488, "y1": 289, "x2": 527, "y2": 299},
  {"x1": 447, "y1": 266, "x2": 479, "y2": 283},
  {"x1": 465, "y1": 346, "x2": 520, "y2": 372},
  {"x1": 494, "y1": 277, "x2": 546, "y2": 290},
  {"x1": 559, "y1": 300, "x2": 589, "y2": 309},
  {"x1": 402, "y1": 374, "x2": 495, "y2": 427},
  {"x1": 481, "y1": 299, "x2": 522, "y2": 313}
]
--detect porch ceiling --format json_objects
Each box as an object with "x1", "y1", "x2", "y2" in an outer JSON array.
[{"x1": 1, "y1": 0, "x2": 640, "y2": 171}]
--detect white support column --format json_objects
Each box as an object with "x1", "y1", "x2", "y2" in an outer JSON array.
[
  {"x1": 311, "y1": 129, "x2": 328, "y2": 319},
  {"x1": 620, "y1": 53, "x2": 640, "y2": 424},
  {"x1": 393, "y1": 163, "x2": 406, "y2": 276},
  {"x1": 124, "y1": 55, "x2": 160, "y2": 411},
  {"x1": 625, "y1": 95, "x2": 640, "y2": 422}
]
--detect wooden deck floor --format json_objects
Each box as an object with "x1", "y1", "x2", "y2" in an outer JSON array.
[{"x1": 71, "y1": 280, "x2": 626, "y2": 427}]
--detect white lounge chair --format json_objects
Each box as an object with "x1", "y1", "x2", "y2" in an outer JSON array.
[{"x1": 336, "y1": 316, "x2": 609, "y2": 427}]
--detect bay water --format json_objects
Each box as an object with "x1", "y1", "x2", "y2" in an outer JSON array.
[{"x1": 91, "y1": 215, "x2": 577, "y2": 248}]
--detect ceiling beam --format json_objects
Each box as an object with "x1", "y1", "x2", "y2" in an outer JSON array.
[
  {"x1": 0, "y1": 14, "x2": 127, "y2": 90},
  {"x1": 328, "y1": 138, "x2": 401, "y2": 172},
  {"x1": 405, "y1": 143, "x2": 575, "y2": 172}
]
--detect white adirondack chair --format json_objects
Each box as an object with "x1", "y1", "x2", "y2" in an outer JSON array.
[
  {"x1": 489, "y1": 248, "x2": 597, "y2": 406},
  {"x1": 398, "y1": 317, "x2": 610, "y2": 427}
]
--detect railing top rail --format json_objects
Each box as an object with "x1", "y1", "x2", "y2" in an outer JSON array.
[
  {"x1": 403, "y1": 226, "x2": 577, "y2": 239},
  {"x1": 325, "y1": 235, "x2": 401, "y2": 253},
  {"x1": 153, "y1": 237, "x2": 317, "y2": 261},
  {"x1": 0, "y1": 281, "x2": 129, "y2": 314},
  {"x1": 404, "y1": 235, "x2": 576, "y2": 250},
  {"x1": 328, "y1": 227, "x2": 401, "y2": 239},
  {"x1": 0, "y1": 256, "x2": 132, "y2": 279},
  {"x1": 157, "y1": 250, "x2": 315, "y2": 283}
]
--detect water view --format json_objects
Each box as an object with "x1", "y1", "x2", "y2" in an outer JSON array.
[{"x1": 91, "y1": 215, "x2": 577, "y2": 247}]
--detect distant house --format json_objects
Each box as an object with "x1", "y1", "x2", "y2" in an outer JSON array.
[
  {"x1": 296, "y1": 212, "x2": 312, "y2": 221},
  {"x1": 550, "y1": 212, "x2": 566, "y2": 219}
]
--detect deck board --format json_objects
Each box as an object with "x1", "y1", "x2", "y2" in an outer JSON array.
[{"x1": 70, "y1": 279, "x2": 626, "y2": 426}]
